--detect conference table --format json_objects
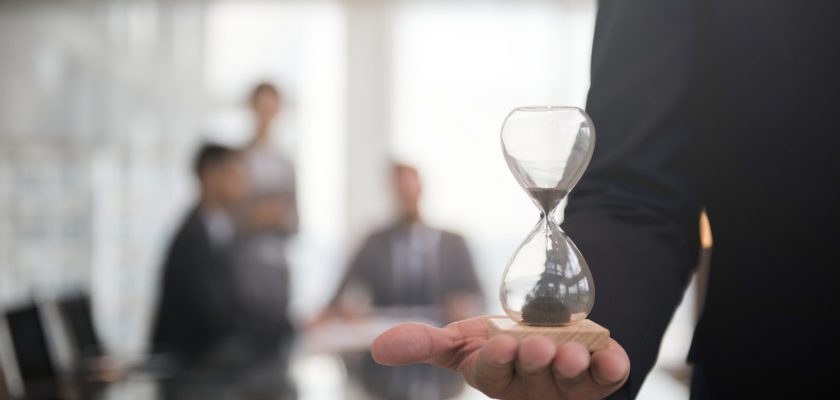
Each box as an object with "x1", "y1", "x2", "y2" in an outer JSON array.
[{"x1": 17, "y1": 311, "x2": 442, "y2": 400}]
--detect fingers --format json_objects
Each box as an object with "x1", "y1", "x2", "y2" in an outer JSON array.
[
  {"x1": 552, "y1": 342, "x2": 591, "y2": 385},
  {"x1": 515, "y1": 336, "x2": 559, "y2": 399},
  {"x1": 372, "y1": 319, "x2": 631, "y2": 400},
  {"x1": 549, "y1": 340, "x2": 629, "y2": 399},
  {"x1": 371, "y1": 323, "x2": 458, "y2": 366},
  {"x1": 469, "y1": 335, "x2": 517, "y2": 396},
  {"x1": 589, "y1": 339, "x2": 630, "y2": 387}
]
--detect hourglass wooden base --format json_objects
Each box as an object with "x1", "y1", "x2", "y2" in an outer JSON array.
[{"x1": 488, "y1": 318, "x2": 609, "y2": 352}]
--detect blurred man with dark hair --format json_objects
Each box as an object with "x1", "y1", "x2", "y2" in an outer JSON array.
[
  {"x1": 154, "y1": 143, "x2": 246, "y2": 367},
  {"x1": 153, "y1": 143, "x2": 295, "y2": 400},
  {"x1": 323, "y1": 163, "x2": 484, "y2": 400}
]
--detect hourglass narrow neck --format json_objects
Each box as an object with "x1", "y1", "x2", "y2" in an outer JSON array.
[
  {"x1": 539, "y1": 210, "x2": 560, "y2": 233},
  {"x1": 527, "y1": 187, "x2": 567, "y2": 217},
  {"x1": 539, "y1": 213, "x2": 552, "y2": 236}
]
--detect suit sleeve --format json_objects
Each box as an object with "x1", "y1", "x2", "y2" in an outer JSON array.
[
  {"x1": 561, "y1": 0, "x2": 704, "y2": 397},
  {"x1": 329, "y1": 235, "x2": 378, "y2": 307},
  {"x1": 441, "y1": 234, "x2": 485, "y2": 304},
  {"x1": 282, "y1": 163, "x2": 299, "y2": 236}
]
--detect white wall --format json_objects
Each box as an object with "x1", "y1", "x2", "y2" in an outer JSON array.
[
  {"x1": 390, "y1": 0, "x2": 596, "y2": 310},
  {"x1": 0, "y1": 0, "x2": 207, "y2": 356}
]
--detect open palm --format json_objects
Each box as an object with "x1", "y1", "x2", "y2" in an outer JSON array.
[{"x1": 371, "y1": 315, "x2": 629, "y2": 400}]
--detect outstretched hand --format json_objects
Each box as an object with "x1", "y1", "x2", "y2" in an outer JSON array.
[{"x1": 371, "y1": 316, "x2": 629, "y2": 400}]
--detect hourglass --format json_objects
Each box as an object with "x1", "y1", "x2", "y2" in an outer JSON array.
[{"x1": 488, "y1": 106, "x2": 609, "y2": 352}]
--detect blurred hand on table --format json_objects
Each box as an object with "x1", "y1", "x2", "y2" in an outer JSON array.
[{"x1": 372, "y1": 315, "x2": 629, "y2": 400}]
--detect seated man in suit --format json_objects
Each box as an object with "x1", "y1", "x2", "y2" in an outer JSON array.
[
  {"x1": 153, "y1": 144, "x2": 295, "y2": 400},
  {"x1": 323, "y1": 163, "x2": 485, "y2": 400}
]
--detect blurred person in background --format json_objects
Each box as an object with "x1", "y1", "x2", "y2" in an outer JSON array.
[
  {"x1": 153, "y1": 144, "x2": 243, "y2": 394},
  {"x1": 321, "y1": 163, "x2": 484, "y2": 400},
  {"x1": 235, "y1": 81, "x2": 298, "y2": 366},
  {"x1": 372, "y1": 0, "x2": 840, "y2": 399},
  {"x1": 226, "y1": 81, "x2": 299, "y2": 399},
  {"x1": 239, "y1": 82, "x2": 298, "y2": 237},
  {"x1": 153, "y1": 144, "x2": 295, "y2": 400}
]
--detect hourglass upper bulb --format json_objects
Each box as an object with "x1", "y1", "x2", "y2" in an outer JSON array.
[{"x1": 499, "y1": 106, "x2": 596, "y2": 326}]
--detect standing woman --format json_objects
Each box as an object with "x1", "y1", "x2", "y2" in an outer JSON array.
[
  {"x1": 231, "y1": 82, "x2": 299, "y2": 400},
  {"x1": 243, "y1": 83, "x2": 298, "y2": 237}
]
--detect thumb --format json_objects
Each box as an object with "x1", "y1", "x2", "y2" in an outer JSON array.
[{"x1": 371, "y1": 323, "x2": 459, "y2": 366}]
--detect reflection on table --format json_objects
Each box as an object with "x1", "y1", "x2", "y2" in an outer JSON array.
[{"x1": 2, "y1": 301, "x2": 492, "y2": 400}]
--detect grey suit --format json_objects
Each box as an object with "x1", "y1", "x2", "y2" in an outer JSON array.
[
  {"x1": 335, "y1": 222, "x2": 483, "y2": 310},
  {"x1": 334, "y1": 221, "x2": 484, "y2": 400}
]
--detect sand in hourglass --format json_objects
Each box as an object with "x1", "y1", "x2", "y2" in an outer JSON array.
[
  {"x1": 494, "y1": 186, "x2": 608, "y2": 350},
  {"x1": 493, "y1": 106, "x2": 608, "y2": 352},
  {"x1": 526, "y1": 187, "x2": 567, "y2": 214},
  {"x1": 522, "y1": 187, "x2": 572, "y2": 325}
]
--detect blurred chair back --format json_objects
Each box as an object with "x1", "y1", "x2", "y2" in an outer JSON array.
[
  {"x1": 56, "y1": 294, "x2": 102, "y2": 362},
  {"x1": 3, "y1": 303, "x2": 60, "y2": 399},
  {"x1": 1, "y1": 363, "x2": 10, "y2": 399}
]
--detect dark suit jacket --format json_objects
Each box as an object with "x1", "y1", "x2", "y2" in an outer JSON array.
[
  {"x1": 152, "y1": 207, "x2": 240, "y2": 365},
  {"x1": 152, "y1": 207, "x2": 294, "y2": 365},
  {"x1": 565, "y1": 1, "x2": 839, "y2": 398}
]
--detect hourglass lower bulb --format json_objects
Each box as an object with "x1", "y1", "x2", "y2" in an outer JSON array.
[
  {"x1": 502, "y1": 210, "x2": 593, "y2": 325},
  {"x1": 489, "y1": 106, "x2": 608, "y2": 351}
]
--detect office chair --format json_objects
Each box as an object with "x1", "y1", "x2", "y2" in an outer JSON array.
[
  {"x1": 4, "y1": 303, "x2": 61, "y2": 400},
  {"x1": 55, "y1": 294, "x2": 102, "y2": 366}
]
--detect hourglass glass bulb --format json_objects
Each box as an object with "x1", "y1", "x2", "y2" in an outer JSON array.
[{"x1": 500, "y1": 106, "x2": 596, "y2": 326}]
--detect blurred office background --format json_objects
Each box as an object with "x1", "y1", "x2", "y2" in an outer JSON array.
[{"x1": 0, "y1": 0, "x2": 702, "y2": 399}]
